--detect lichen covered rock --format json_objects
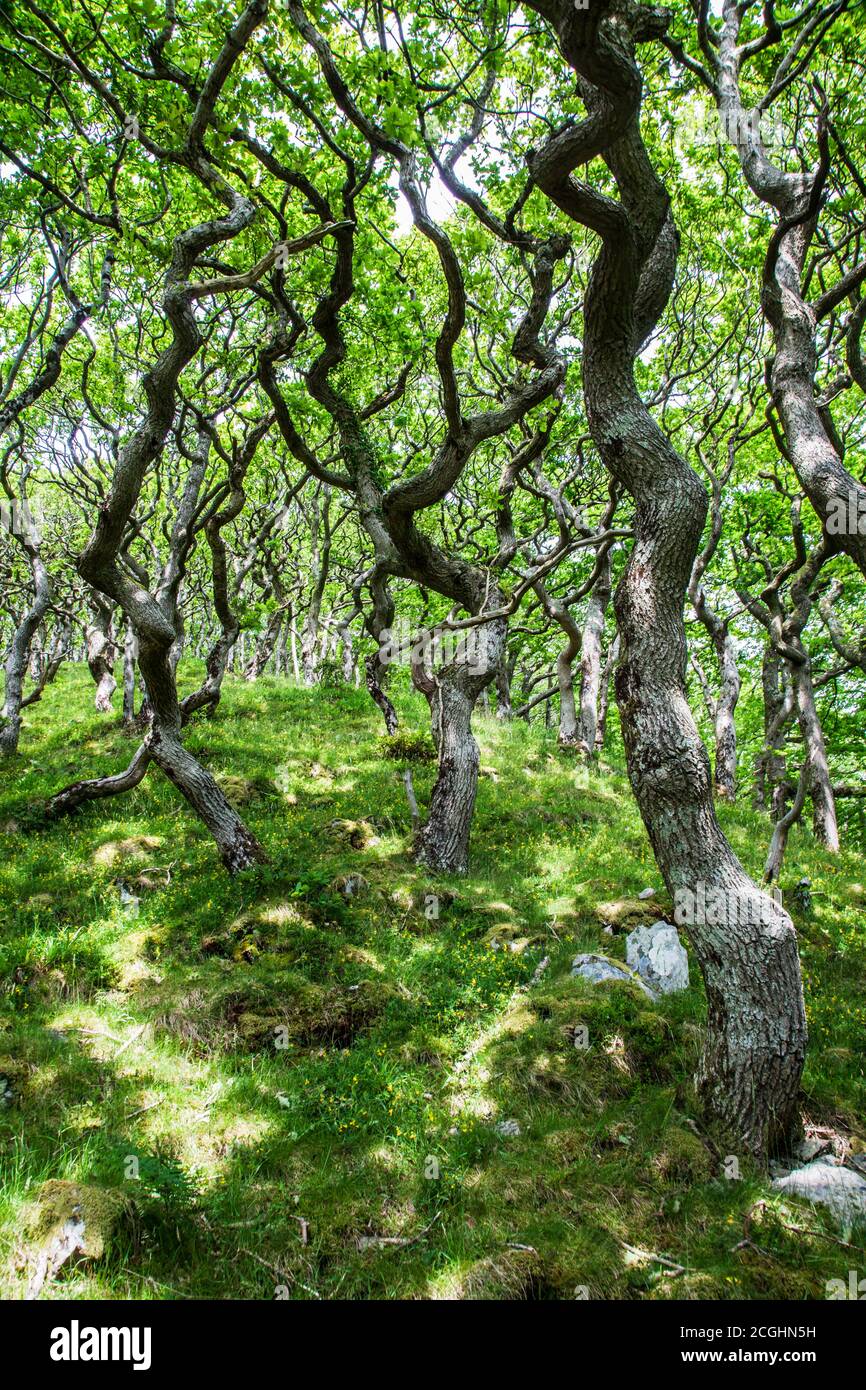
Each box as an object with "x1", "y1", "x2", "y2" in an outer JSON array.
[
  {"x1": 22, "y1": 1180, "x2": 134, "y2": 1297},
  {"x1": 25, "y1": 1179, "x2": 131, "y2": 1259},
  {"x1": 773, "y1": 1159, "x2": 866, "y2": 1236},
  {"x1": 625, "y1": 921, "x2": 689, "y2": 995},
  {"x1": 571, "y1": 952, "x2": 656, "y2": 1000}
]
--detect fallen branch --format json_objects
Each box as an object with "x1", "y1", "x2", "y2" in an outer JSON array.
[
  {"x1": 618, "y1": 1238, "x2": 687, "y2": 1277},
  {"x1": 356, "y1": 1212, "x2": 441, "y2": 1253}
]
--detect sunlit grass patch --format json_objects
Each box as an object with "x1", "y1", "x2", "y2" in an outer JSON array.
[{"x1": 0, "y1": 664, "x2": 863, "y2": 1298}]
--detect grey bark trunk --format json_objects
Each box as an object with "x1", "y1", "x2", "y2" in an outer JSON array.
[
  {"x1": 122, "y1": 622, "x2": 138, "y2": 731},
  {"x1": 51, "y1": 640, "x2": 266, "y2": 874},
  {"x1": 415, "y1": 672, "x2": 481, "y2": 873},
  {"x1": 715, "y1": 3, "x2": 866, "y2": 579},
  {"x1": 85, "y1": 592, "x2": 117, "y2": 712},
  {"x1": 577, "y1": 551, "x2": 612, "y2": 752},
  {"x1": 414, "y1": 615, "x2": 506, "y2": 873},
  {"x1": 494, "y1": 659, "x2": 512, "y2": 721},
  {"x1": 301, "y1": 491, "x2": 331, "y2": 685},
  {"x1": 710, "y1": 622, "x2": 740, "y2": 799},
  {"x1": 0, "y1": 533, "x2": 52, "y2": 756},
  {"x1": 556, "y1": 622, "x2": 581, "y2": 747},
  {"x1": 361, "y1": 571, "x2": 420, "y2": 832},
  {"x1": 525, "y1": 0, "x2": 806, "y2": 1153},
  {"x1": 245, "y1": 609, "x2": 281, "y2": 680},
  {"x1": 755, "y1": 644, "x2": 792, "y2": 817},
  {"x1": 791, "y1": 655, "x2": 839, "y2": 851},
  {"x1": 764, "y1": 761, "x2": 810, "y2": 884},
  {"x1": 338, "y1": 618, "x2": 355, "y2": 683},
  {"x1": 595, "y1": 632, "x2": 618, "y2": 753},
  {"x1": 289, "y1": 601, "x2": 300, "y2": 681}
]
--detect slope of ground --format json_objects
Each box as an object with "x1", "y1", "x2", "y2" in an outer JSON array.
[{"x1": 0, "y1": 666, "x2": 863, "y2": 1299}]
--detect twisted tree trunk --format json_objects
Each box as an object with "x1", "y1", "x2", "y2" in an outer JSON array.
[
  {"x1": 737, "y1": 504, "x2": 839, "y2": 851},
  {"x1": 0, "y1": 234, "x2": 113, "y2": 754},
  {"x1": 50, "y1": 432, "x2": 269, "y2": 874},
  {"x1": 0, "y1": 536, "x2": 52, "y2": 755},
  {"x1": 764, "y1": 761, "x2": 810, "y2": 885},
  {"x1": 532, "y1": 576, "x2": 582, "y2": 748},
  {"x1": 413, "y1": 612, "x2": 506, "y2": 872},
  {"x1": 21, "y1": 621, "x2": 66, "y2": 711},
  {"x1": 494, "y1": 658, "x2": 513, "y2": 721},
  {"x1": 790, "y1": 652, "x2": 839, "y2": 851},
  {"x1": 754, "y1": 643, "x2": 792, "y2": 816},
  {"x1": 711, "y1": 2, "x2": 866, "y2": 577},
  {"x1": 556, "y1": 625, "x2": 581, "y2": 747},
  {"x1": 301, "y1": 491, "x2": 331, "y2": 685},
  {"x1": 85, "y1": 591, "x2": 117, "y2": 712},
  {"x1": 526, "y1": 0, "x2": 805, "y2": 1153},
  {"x1": 244, "y1": 603, "x2": 282, "y2": 681},
  {"x1": 712, "y1": 625, "x2": 740, "y2": 800},
  {"x1": 692, "y1": 605, "x2": 741, "y2": 800},
  {"x1": 46, "y1": 0, "x2": 277, "y2": 872},
  {"x1": 337, "y1": 614, "x2": 355, "y2": 683}
]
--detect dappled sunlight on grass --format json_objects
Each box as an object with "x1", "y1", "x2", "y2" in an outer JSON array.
[{"x1": 1, "y1": 664, "x2": 864, "y2": 1298}]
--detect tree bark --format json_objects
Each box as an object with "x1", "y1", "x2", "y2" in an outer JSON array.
[
  {"x1": 337, "y1": 614, "x2": 355, "y2": 683},
  {"x1": 122, "y1": 620, "x2": 138, "y2": 731},
  {"x1": 494, "y1": 658, "x2": 512, "y2": 721},
  {"x1": 525, "y1": 0, "x2": 806, "y2": 1154},
  {"x1": 532, "y1": 575, "x2": 582, "y2": 748},
  {"x1": 85, "y1": 591, "x2": 117, "y2": 713},
  {"x1": 764, "y1": 761, "x2": 810, "y2": 884},
  {"x1": 50, "y1": 434, "x2": 269, "y2": 874},
  {"x1": 555, "y1": 616, "x2": 581, "y2": 748},
  {"x1": 0, "y1": 531, "x2": 52, "y2": 756},
  {"x1": 711, "y1": 3, "x2": 866, "y2": 577},
  {"x1": 791, "y1": 654, "x2": 839, "y2": 851},
  {"x1": 577, "y1": 549, "x2": 612, "y2": 753},
  {"x1": 244, "y1": 606, "x2": 282, "y2": 680},
  {"x1": 45, "y1": 2, "x2": 280, "y2": 873},
  {"x1": 754, "y1": 643, "x2": 792, "y2": 816},
  {"x1": 736, "y1": 503, "x2": 839, "y2": 850},
  {"x1": 595, "y1": 631, "x2": 618, "y2": 753},
  {"x1": 360, "y1": 569, "x2": 423, "y2": 832},
  {"x1": 0, "y1": 231, "x2": 113, "y2": 754},
  {"x1": 413, "y1": 614, "x2": 506, "y2": 873},
  {"x1": 301, "y1": 490, "x2": 331, "y2": 685}
]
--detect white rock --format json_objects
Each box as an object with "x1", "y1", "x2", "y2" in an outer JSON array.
[
  {"x1": 118, "y1": 884, "x2": 140, "y2": 914},
  {"x1": 637, "y1": 887, "x2": 656, "y2": 900},
  {"x1": 570, "y1": 952, "x2": 656, "y2": 999},
  {"x1": 773, "y1": 1159, "x2": 866, "y2": 1236},
  {"x1": 625, "y1": 921, "x2": 689, "y2": 995},
  {"x1": 795, "y1": 1137, "x2": 830, "y2": 1163},
  {"x1": 495, "y1": 1119, "x2": 521, "y2": 1138}
]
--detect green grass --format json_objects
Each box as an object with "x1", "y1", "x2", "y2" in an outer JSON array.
[{"x1": 0, "y1": 663, "x2": 864, "y2": 1300}]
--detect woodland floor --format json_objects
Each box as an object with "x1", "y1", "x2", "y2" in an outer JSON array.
[{"x1": 0, "y1": 665, "x2": 864, "y2": 1300}]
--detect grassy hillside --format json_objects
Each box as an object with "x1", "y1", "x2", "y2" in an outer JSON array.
[{"x1": 0, "y1": 666, "x2": 864, "y2": 1299}]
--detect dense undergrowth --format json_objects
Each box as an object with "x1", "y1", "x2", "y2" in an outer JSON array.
[{"x1": 0, "y1": 665, "x2": 864, "y2": 1299}]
